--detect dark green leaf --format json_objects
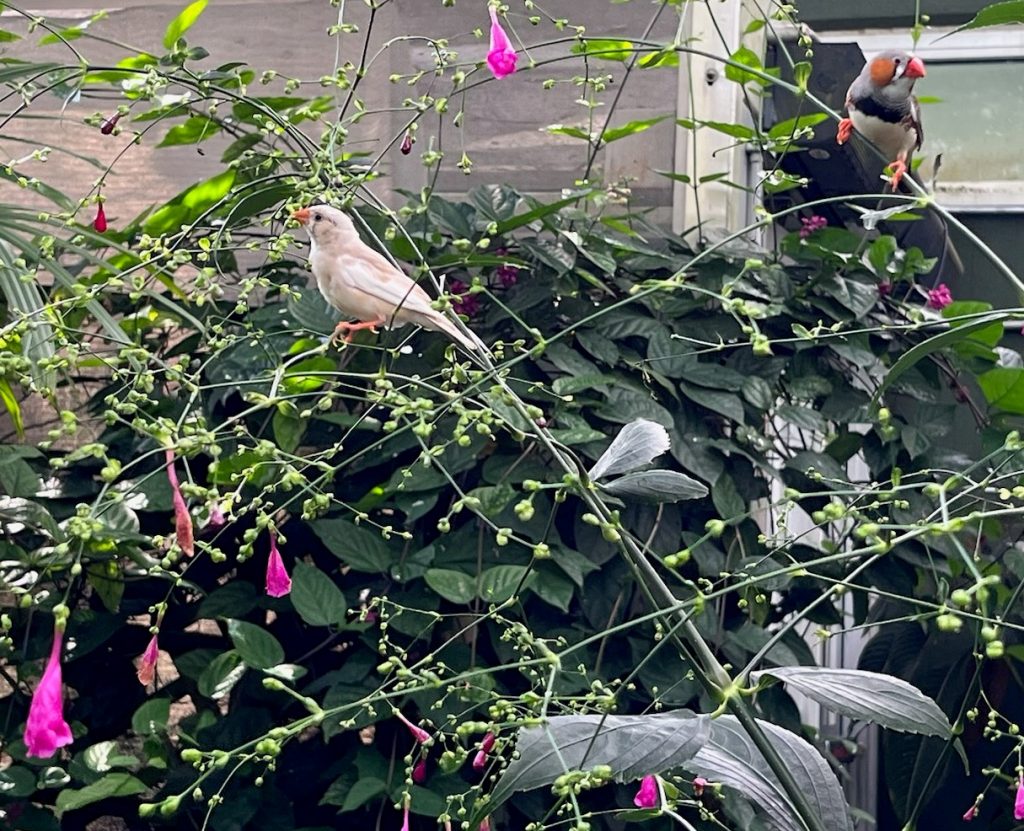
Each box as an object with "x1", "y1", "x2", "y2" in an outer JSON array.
[
  {"x1": 56, "y1": 773, "x2": 147, "y2": 814},
  {"x1": 480, "y1": 565, "x2": 532, "y2": 603},
  {"x1": 601, "y1": 470, "x2": 709, "y2": 503},
  {"x1": 424, "y1": 569, "x2": 476, "y2": 604},
  {"x1": 226, "y1": 619, "x2": 285, "y2": 669},
  {"x1": 157, "y1": 116, "x2": 220, "y2": 147},
  {"x1": 291, "y1": 562, "x2": 347, "y2": 627},
  {"x1": 310, "y1": 519, "x2": 392, "y2": 572},
  {"x1": 131, "y1": 698, "x2": 170, "y2": 735},
  {"x1": 752, "y1": 667, "x2": 952, "y2": 737},
  {"x1": 198, "y1": 650, "x2": 247, "y2": 698}
]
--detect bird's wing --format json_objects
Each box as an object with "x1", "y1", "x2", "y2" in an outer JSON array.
[
  {"x1": 339, "y1": 249, "x2": 442, "y2": 322},
  {"x1": 908, "y1": 95, "x2": 923, "y2": 149}
]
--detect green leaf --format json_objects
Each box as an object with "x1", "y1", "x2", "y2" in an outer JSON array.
[
  {"x1": 272, "y1": 410, "x2": 305, "y2": 454},
  {"x1": 132, "y1": 698, "x2": 170, "y2": 735},
  {"x1": 530, "y1": 566, "x2": 574, "y2": 611},
  {"x1": 767, "y1": 113, "x2": 828, "y2": 139},
  {"x1": 479, "y1": 565, "x2": 532, "y2": 603},
  {"x1": 873, "y1": 312, "x2": 1010, "y2": 403},
  {"x1": 226, "y1": 619, "x2": 285, "y2": 669},
  {"x1": 310, "y1": 519, "x2": 392, "y2": 572},
  {"x1": 0, "y1": 29, "x2": 21, "y2": 43},
  {"x1": 0, "y1": 766, "x2": 35, "y2": 797},
  {"x1": 725, "y1": 46, "x2": 767, "y2": 86},
  {"x1": 198, "y1": 650, "x2": 247, "y2": 698},
  {"x1": 571, "y1": 38, "x2": 634, "y2": 62},
  {"x1": 0, "y1": 379, "x2": 23, "y2": 437},
  {"x1": 425, "y1": 568, "x2": 477, "y2": 604},
  {"x1": 951, "y1": 0, "x2": 1024, "y2": 32},
  {"x1": 978, "y1": 367, "x2": 1024, "y2": 414},
  {"x1": 687, "y1": 715, "x2": 853, "y2": 831},
  {"x1": 601, "y1": 116, "x2": 666, "y2": 144},
  {"x1": 638, "y1": 49, "x2": 679, "y2": 69},
  {"x1": 711, "y1": 474, "x2": 745, "y2": 522},
  {"x1": 0, "y1": 445, "x2": 40, "y2": 496},
  {"x1": 340, "y1": 776, "x2": 388, "y2": 812},
  {"x1": 56, "y1": 773, "x2": 147, "y2": 814},
  {"x1": 600, "y1": 470, "x2": 709, "y2": 503},
  {"x1": 290, "y1": 562, "x2": 348, "y2": 627},
  {"x1": 777, "y1": 404, "x2": 826, "y2": 433},
  {"x1": 589, "y1": 419, "x2": 671, "y2": 481},
  {"x1": 752, "y1": 667, "x2": 952, "y2": 737},
  {"x1": 943, "y1": 301, "x2": 1002, "y2": 347},
  {"x1": 164, "y1": 0, "x2": 209, "y2": 48},
  {"x1": 484, "y1": 712, "x2": 710, "y2": 818},
  {"x1": 157, "y1": 115, "x2": 220, "y2": 147},
  {"x1": 143, "y1": 168, "x2": 236, "y2": 236},
  {"x1": 544, "y1": 124, "x2": 592, "y2": 141}
]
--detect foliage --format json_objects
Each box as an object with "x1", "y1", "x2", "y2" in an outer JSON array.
[{"x1": 1, "y1": 2, "x2": 1024, "y2": 831}]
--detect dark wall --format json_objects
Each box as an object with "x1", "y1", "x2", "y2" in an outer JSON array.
[
  {"x1": 950, "y1": 216, "x2": 1024, "y2": 308},
  {"x1": 798, "y1": 0, "x2": 980, "y2": 30}
]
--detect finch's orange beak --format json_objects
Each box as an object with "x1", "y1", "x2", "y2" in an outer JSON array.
[
  {"x1": 905, "y1": 56, "x2": 926, "y2": 79},
  {"x1": 292, "y1": 207, "x2": 311, "y2": 225}
]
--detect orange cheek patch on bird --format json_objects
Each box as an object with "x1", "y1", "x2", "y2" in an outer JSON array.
[{"x1": 869, "y1": 58, "x2": 895, "y2": 87}]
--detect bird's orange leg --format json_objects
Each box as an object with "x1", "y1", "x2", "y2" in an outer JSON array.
[
  {"x1": 887, "y1": 156, "x2": 909, "y2": 190},
  {"x1": 836, "y1": 117, "x2": 854, "y2": 145},
  {"x1": 332, "y1": 318, "x2": 384, "y2": 345}
]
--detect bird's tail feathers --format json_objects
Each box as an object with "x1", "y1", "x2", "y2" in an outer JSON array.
[{"x1": 416, "y1": 311, "x2": 487, "y2": 355}]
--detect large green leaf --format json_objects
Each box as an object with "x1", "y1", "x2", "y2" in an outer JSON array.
[
  {"x1": 600, "y1": 469, "x2": 708, "y2": 503},
  {"x1": 290, "y1": 562, "x2": 347, "y2": 627},
  {"x1": 686, "y1": 715, "x2": 853, "y2": 831},
  {"x1": 752, "y1": 667, "x2": 952, "y2": 737},
  {"x1": 485, "y1": 712, "x2": 710, "y2": 815},
  {"x1": 588, "y1": 418, "x2": 670, "y2": 481},
  {"x1": 56, "y1": 773, "x2": 147, "y2": 814},
  {"x1": 226, "y1": 619, "x2": 285, "y2": 669},
  {"x1": 143, "y1": 168, "x2": 236, "y2": 236},
  {"x1": 310, "y1": 519, "x2": 392, "y2": 572},
  {"x1": 978, "y1": 367, "x2": 1024, "y2": 414},
  {"x1": 951, "y1": 0, "x2": 1024, "y2": 32},
  {"x1": 424, "y1": 568, "x2": 476, "y2": 604},
  {"x1": 163, "y1": 0, "x2": 209, "y2": 47}
]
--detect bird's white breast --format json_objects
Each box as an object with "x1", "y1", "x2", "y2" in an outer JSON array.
[{"x1": 850, "y1": 109, "x2": 917, "y2": 162}]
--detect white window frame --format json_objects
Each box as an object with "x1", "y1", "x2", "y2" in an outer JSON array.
[{"x1": 817, "y1": 25, "x2": 1024, "y2": 213}]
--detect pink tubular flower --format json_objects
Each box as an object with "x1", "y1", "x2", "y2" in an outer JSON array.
[
  {"x1": 1015, "y1": 777, "x2": 1024, "y2": 821},
  {"x1": 798, "y1": 215, "x2": 827, "y2": 238},
  {"x1": 164, "y1": 448, "x2": 194, "y2": 557},
  {"x1": 962, "y1": 804, "x2": 976, "y2": 822},
  {"x1": 93, "y1": 202, "x2": 108, "y2": 233},
  {"x1": 265, "y1": 530, "x2": 292, "y2": 598},
  {"x1": 100, "y1": 113, "x2": 121, "y2": 135},
  {"x1": 693, "y1": 776, "x2": 708, "y2": 797},
  {"x1": 634, "y1": 774, "x2": 658, "y2": 809},
  {"x1": 927, "y1": 283, "x2": 953, "y2": 310},
  {"x1": 486, "y1": 6, "x2": 518, "y2": 79},
  {"x1": 473, "y1": 731, "x2": 496, "y2": 770},
  {"x1": 479, "y1": 819, "x2": 491, "y2": 831},
  {"x1": 400, "y1": 130, "x2": 414, "y2": 155},
  {"x1": 395, "y1": 709, "x2": 431, "y2": 744},
  {"x1": 413, "y1": 757, "x2": 427, "y2": 783},
  {"x1": 24, "y1": 626, "x2": 73, "y2": 758},
  {"x1": 401, "y1": 801, "x2": 411, "y2": 831},
  {"x1": 448, "y1": 279, "x2": 482, "y2": 318},
  {"x1": 136, "y1": 634, "x2": 160, "y2": 686}
]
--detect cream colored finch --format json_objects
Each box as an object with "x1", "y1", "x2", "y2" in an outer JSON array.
[{"x1": 292, "y1": 205, "x2": 484, "y2": 352}]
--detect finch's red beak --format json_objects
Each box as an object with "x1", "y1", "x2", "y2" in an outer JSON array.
[
  {"x1": 292, "y1": 207, "x2": 311, "y2": 225},
  {"x1": 905, "y1": 56, "x2": 926, "y2": 79}
]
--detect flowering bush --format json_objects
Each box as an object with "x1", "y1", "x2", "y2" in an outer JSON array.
[{"x1": 2, "y1": 2, "x2": 1024, "y2": 831}]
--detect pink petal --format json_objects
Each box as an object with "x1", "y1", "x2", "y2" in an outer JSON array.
[
  {"x1": 413, "y1": 758, "x2": 427, "y2": 783},
  {"x1": 24, "y1": 628, "x2": 73, "y2": 758},
  {"x1": 487, "y1": 7, "x2": 518, "y2": 79},
  {"x1": 165, "y1": 449, "x2": 194, "y2": 556},
  {"x1": 633, "y1": 774, "x2": 658, "y2": 809},
  {"x1": 136, "y1": 634, "x2": 160, "y2": 686},
  {"x1": 265, "y1": 531, "x2": 292, "y2": 597},
  {"x1": 396, "y1": 710, "x2": 431, "y2": 744},
  {"x1": 1015, "y1": 778, "x2": 1024, "y2": 821}
]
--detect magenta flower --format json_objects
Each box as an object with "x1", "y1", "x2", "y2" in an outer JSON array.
[
  {"x1": 479, "y1": 819, "x2": 491, "y2": 831},
  {"x1": 962, "y1": 804, "x2": 976, "y2": 822},
  {"x1": 473, "y1": 731, "x2": 496, "y2": 770},
  {"x1": 395, "y1": 709, "x2": 430, "y2": 744},
  {"x1": 100, "y1": 113, "x2": 121, "y2": 135},
  {"x1": 495, "y1": 263, "x2": 519, "y2": 288},
  {"x1": 24, "y1": 626, "x2": 73, "y2": 758},
  {"x1": 1015, "y1": 777, "x2": 1024, "y2": 821},
  {"x1": 165, "y1": 448, "x2": 194, "y2": 557},
  {"x1": 878, "y1": 281, "x2": 892, "y2": 297},
  {"x1": 448, "y1": 279, "x2": 482, "y2": 318},
  {"x1": 633, "y1": 775, "x2": 658, "y2": 809},
  {"x1": 693, "y1": 776, "x2": 708, "y2": 797},
  {"x1": 93, "y1": 202, "x2": 108, "y2": 233},
  {"x1": 927, "y1": 283, "x2": 953, "y2": 310},
  {"x1": 207, "y1": 502, "x2": 227, "y2": 528},
  {"x1": 413, "y1": 757, "x2": 427, "y2": 783},
  {"x1": 400, "y1": 130, "x2": 414, "y2": 155},
  {"x1": 798, "y1": 215, "x2": 827, "y2": 238},
  {"x1": 136, "y1": 634, "x2": 160, "y2": 686},
  {"x1": 486, "y1": 6, "x2": 518, "y2": 79},
  {"x1": 401, "y1": 801, "x2": 411, "y2": 831},
  {"x1": 265, "y1": 530, "x2": 292, "y2": 597}
]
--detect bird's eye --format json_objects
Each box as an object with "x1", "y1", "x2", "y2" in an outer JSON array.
[
  {"x1": 314, "y1": 213, "x2": 322, "y2": 222},
  {"x1": 894, "y1": 58, "x2": 901, "y2": 65}
]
